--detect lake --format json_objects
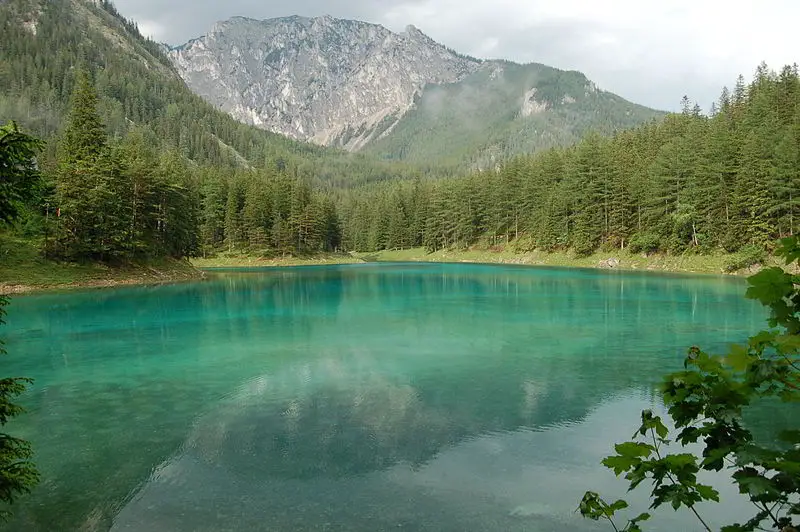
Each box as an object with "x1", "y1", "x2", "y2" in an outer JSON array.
[{"x1": 1, "y1": 263, "x2": 771, "y2": 531}]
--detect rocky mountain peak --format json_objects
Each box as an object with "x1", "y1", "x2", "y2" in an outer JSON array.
[{"x1": 169, "y1": 15, "x2": 480, "y2": 149}]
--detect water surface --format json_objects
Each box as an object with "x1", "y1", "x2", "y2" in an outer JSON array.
[{"x1": 2, "y1": 263, "x2": 770, "y2": 530}]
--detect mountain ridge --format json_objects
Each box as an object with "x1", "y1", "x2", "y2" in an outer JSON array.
[
  {"x1": 168, "y1": 14, "x2": 665, "y2": 167},
  {"x1": 169, "y1": 15, "x2": 481, "y2": 152}
]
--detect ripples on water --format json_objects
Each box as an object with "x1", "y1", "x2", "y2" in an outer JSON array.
[{"x1": 1, "y1": 263, "x2": 777, "y2": 530}]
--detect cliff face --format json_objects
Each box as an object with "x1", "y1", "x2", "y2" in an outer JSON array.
[{"x1": 169, "y1": 16, "x2": 481, "y2": 150}]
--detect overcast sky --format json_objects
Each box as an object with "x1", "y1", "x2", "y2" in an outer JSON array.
[{"x1": 114, "y1": 0, "x2": 799, "y2": 112}]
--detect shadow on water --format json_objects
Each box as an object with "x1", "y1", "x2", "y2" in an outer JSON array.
[{"x1": 0, "y1": 263, "x2": 776, "y2": 531}]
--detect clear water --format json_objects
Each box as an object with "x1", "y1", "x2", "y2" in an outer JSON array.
[{"x1": 0, "y1": 263, "x2": 773, "y2": 531}]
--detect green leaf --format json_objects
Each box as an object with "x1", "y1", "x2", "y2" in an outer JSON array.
[
  {"x1": 616, "y1": 442, "x2": 656, "y2": 459},
  {"x1": 734, "y1": 472, "x2": 776, "y2": 498},
  {"x1": 745, "y1": 267, "x2": 792, "y2": 306},
  {"x1": 726, "y1": 344, "x2": 753, "y2": 372},
  {"x1": 773, "y1": 334, "x2": 800, "y2": 355},
  {"x1": 603, "y1": 455, "x2": 639, "y2": 475},
  {"x1": 578, "y1": 491, "x2": 613, "y2": 521},
  {"x1": 609, "y1": 499, "x2": 628, "y2": 512},
  {"x1": 663, "y1": 453, "x2": 698, "y2": 469},
  {"x1": 695, "y1": 483, "x2": 720, "y2": 502},
  {"x1": 777, "y1": 236, "x2": 800, "y2": 264},
  {"x1": 626, "y1": 514, "x2": 651, "y2": 532}
]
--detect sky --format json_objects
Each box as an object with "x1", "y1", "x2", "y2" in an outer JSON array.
[{"x1": 114, "y1": 0, "x2": 800, "y2": 112}]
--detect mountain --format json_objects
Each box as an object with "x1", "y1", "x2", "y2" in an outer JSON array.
[
  {"x1": 169, "y1": 16, "x2": 665, "y2": 167},
  {"x1": 170, "y1": 16, "x2": 479, "y2": 151}
]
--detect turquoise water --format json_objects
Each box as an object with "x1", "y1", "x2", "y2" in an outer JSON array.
[{"x1": 1, "y1": 263, "x2": 770, "y2": 531}]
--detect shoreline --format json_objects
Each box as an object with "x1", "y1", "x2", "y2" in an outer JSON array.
[
  {"x1": 1, "y1": 248, "x2": 773, "y2": 294},
  {"x1": 0, "y1": 260, "x2": 205, "y2": 295},
  {"x1": 190, "y1": 252, "x2": 364, "y2": 269},
  {"x1": 193, "y1": 248, "x2": 767, "y2": 277}
]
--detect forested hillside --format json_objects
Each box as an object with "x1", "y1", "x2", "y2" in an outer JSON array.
[
  {"x1": 0, "y1": 0, "x2": 418, "y2": 187},
  {"x1": 0, "y1": 0, "x2": 416, "y2": 265},
  {"x1": 338, "y1": 64, "x2": 800, "y2": 257}
]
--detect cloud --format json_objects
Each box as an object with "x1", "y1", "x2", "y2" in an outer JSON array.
[{"x1": 112, "y1": 0, "x2": 800, "y2": 112}]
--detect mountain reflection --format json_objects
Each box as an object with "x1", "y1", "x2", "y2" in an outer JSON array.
[{"x1": 173, "y1": 353, "x2": 626, "y2": 480}]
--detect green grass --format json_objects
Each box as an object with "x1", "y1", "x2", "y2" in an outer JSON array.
[
  {"x1": 352, "y1": 247, "x2": 780, "y2": 276},
  {"x1": 191, "y1": 244, "x2": 784, "y2": 276},
  {"x1": 191, "y1": 251, "x2": 364, "y2": 269},
  {"x1": 0, "y1": 233, "x2": 202, "y2": 294}
]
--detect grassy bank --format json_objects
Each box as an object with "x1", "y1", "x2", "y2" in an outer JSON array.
[
  {"x1": 191, "y1": 251, "x2": 364, "y2": 269},
  {"x1": 0, "y1": 234, "x2": 203, "y2": 294},
  {"x1": 192, "y1": 246, "x2": 777, "y2": 276},
  {"x1": 2, "y1": 237, "x2": 775, "y2": 295},
  {"x1": 357, "y1": 247, "x2": 783, "y2": 275}
]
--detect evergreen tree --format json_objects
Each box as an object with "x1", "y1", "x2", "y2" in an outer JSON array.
[
  {"x1": 54, "y1": 70, "x2": 111, "y2": 260},
  {"x1": 59, "y1": 70, "x2": 106, "y2": 165},
  {"x1": 569, "y1": 135, "x2": 607, "y2": 255}
]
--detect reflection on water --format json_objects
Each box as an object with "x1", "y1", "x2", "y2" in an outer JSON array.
[{"x1": 1, "y1": 263, "x2": 772, "y2": 530}]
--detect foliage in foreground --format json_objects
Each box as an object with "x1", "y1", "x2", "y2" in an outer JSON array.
[
  {"x1": 579, "y1": 236, "x2": 800, "y2": 531},
  {"x1": 0, "y1": 296, "x2": 38, "y2": 519},
  {"x1": 0, "y1": 120, "x2": 40, "y2": 517}
]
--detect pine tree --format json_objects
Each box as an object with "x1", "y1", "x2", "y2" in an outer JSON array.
[
  {"x1": 59, "y1": 70, "x2": 106, "y2": 165},
  {"x1": 773, "y1": 114, "x2": 800, "y2": 235},
  {"x1": 223, "y1": 175, "x2": 244, "y2": 251},
  {"x1": 241, "y1": 175, "x2": 272, "y2": 251},
  {"x1": 385, "y1": 191, "x2": 409, "y2": 250},
  {"x1": 569, "y1": 135, "x2": 607, "y2": 255},
  {"x1": 731, "y1": 129, "x2": 774, "y2": 248},
  {"x1": 153, "y1": 150, "x2": 198, "y2": 257},
  {"x1": 116, "y1": 127, "x2": 159, "y2": 256},
  {"x1": 0, "y1": 296, "x2": 39, "y2": 520},
  {"x1": 55, "y1": 71, "x2": 114, "y2": 260},
  {"x1": 607, "y1": 132, "x2": 636, "y2": 249}
]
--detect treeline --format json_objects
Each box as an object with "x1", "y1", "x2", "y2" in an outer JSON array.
[
  {"x1": 25, "y1": 62, "x2": 800, "y2": 264},
  {"x1": 194, "y1": 168, "x2": 341, "y2": 256},
  {"x1": 340, "y1": 63, "x2": 800, "y2": 255},
  {"x1": 49, "y1": 71, "x2": 196, "y2": 261},
  {"x1": 23, "y1": 72, "x2": 341, "y2": 262}
]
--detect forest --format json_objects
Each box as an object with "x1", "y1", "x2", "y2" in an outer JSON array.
[
  {"x1": 339, "y1": 64, "x2": 800, "y2": 258},
  {"x1": 4, "y1": 62, "x2": 800, "y2": 265}
]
